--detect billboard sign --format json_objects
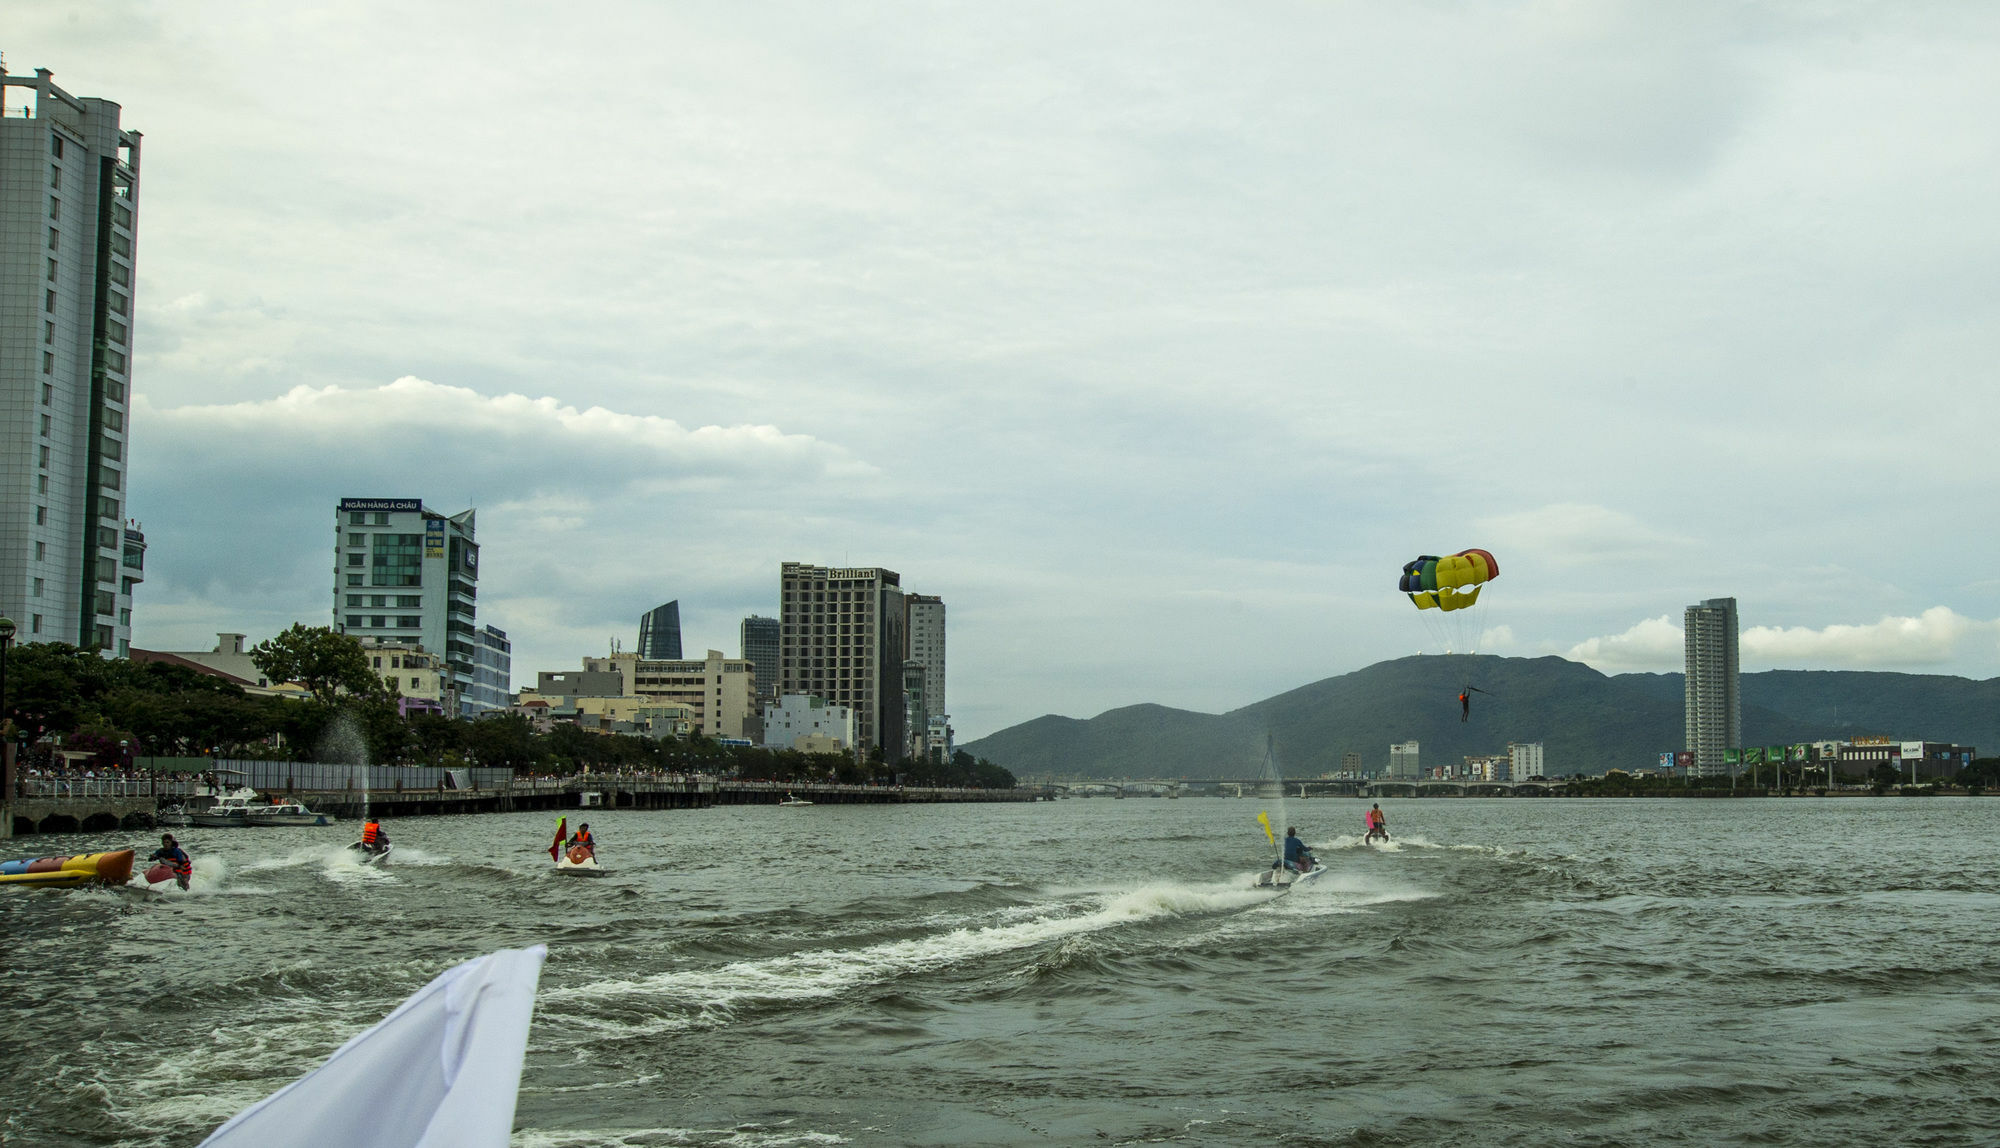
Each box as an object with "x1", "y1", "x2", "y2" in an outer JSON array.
[
  {"x1": 1901, "y1": 741, "x2": 1926, "y2": 762},
  {"x1": 339, "y1": 497, "x2": 421, "y2": 513},
  {"x1": 425, "y1": 517, "x2": 447, "y2": 558},
  {"x1": 1659, "y1": 752, "x2": 1676, "y2": 770},
  {"x1": 1743, "y1": 747, "x2": 1764, "y2": 765},
  {"x1": 1675, "y1": 751, "x2": 1694, "y2": 769},
  {"x1": 1725, "y1": 748, "x2": 1741, "y2": 765}
]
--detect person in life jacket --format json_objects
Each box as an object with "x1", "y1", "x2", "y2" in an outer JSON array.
[
  {"x1": 149, "y1": 833, "x2": 193, "y2": 890},
  {"x1": 567, "y1": 823, "x2": 595, "y2": 858},
  {"x1": 1282, "y1": 827, "x2": 1315, "y2": 874},
  {"x1": 1365, "y1": 804, "x2": 1390, "y2": 843},
  {"x1": 361, "y1": 818, "x2": 389, "y2": 853}
]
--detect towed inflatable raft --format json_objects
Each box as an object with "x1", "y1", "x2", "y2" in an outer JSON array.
[{"x1": 0, "y1": 849, "x2": 136, "y2": 889}]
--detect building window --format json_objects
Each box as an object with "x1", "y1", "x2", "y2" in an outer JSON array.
[
  {"x1": 36, "y1": 475, "x2": 47, "y2": 494},
  {"x1": 48, "y1": 229, "x2": 59, "y2": 250},
  {"x1": 371, "y1": 616, "x2": 387, "y2": 628},
  {"x1": 347, "y1": 553, "x2": 364, "y2": 566},
  {"x1": 40, "y1": 414, "x2": 51, "y2": 437},
  {"x1": 100, "y1": 437, "x2": 121, "y2": 461},
  {"x1": 109, "y1": 319, "x2": 127, "y2": 344},
  {"x1": 349, "y1": 512, "x2": 366, "y2": 525},
  {"x1": 110, "y1": 262, "x2": 128, "y2": 287},
  {"x1": 346, "y1": 574, "x2": 363, "y2": 587},
  {"x1": 31, "y1": 578, "x2": 43, "y2": 598},
  {"x1": 49, "y1": 200, "x2": 59, "y2": 220},
  {"x1": 38, "y1": 446, "x2": 48, "y2": 468},
  {"x1": 44, "y1": 322, "x2": 53, "y2": 345},
  {"x1": 31, "y1": 616, "x2": 42, "y2": 635},
  {"x1": 98, "y1": 496, "x2": 118, "y2": 519},
  {"x1": 348, "y1": 532, "x2": 365, "y2": 546},
  {"x1": 114, "y1": 202, "x2": 130, "y2": 228},
  {"x1": 109, "y1": 292, "x2": 125, "y2": 315},
  {"x1": 373, "y1": 513, "x2": 390, "y2": 525},
  {"x1": 397, "y1": 595, "x2": 421, "y2": 608},
  {"x1": 108, "y1": 350, "x2": 126, "y2": 372},
  {"x1": 42, "y1": 351, "x2": 53, "y2": 374},
  {"x1": 100, "y1": 466, "x2": 120, "y2": 491},
  {"x1": 398, "y1": 616, "x2": 422, "y2": 628},
  {"x1": 106, "y1": 378, "x2": 125, "y2": 403},
  {"x1": 34, "y1": 542, "x2": 44, "y2": 560},
  {"x1": 36, "y1": 506, "x2": 48, "y2": 525},
  {"x1": 45, "y1": 290, "x2": 55, "y2": 313},
  {"x1": 51, "y1": 135, "x2": 63, "y2": 158},
  {"x1": 103, "y1": 408, "x2": 121, "y2": 430},
  {"x1": 47, "y1": 258, "x2": 57, "y2": 282},
  {"x1": 347, "y1": 595, "x2": 362, "y2": 607},
  {"x1": 96, "y1": 590, "x2": 115, "y2": 616}
]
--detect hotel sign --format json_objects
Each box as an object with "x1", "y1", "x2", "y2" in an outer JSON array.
[{"x1": 340, "y1": 498, "x2": 421, "y2": 513}]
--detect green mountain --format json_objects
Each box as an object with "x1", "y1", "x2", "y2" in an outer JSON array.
[{"x1": 960, "y1": 655, "x2": 2000, "y2": 778}]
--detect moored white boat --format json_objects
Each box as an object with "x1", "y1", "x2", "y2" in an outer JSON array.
[
  {"x1": 191, "y1": 788, "x2": 262, "y2": 827},
  {"x1": 242, "y1": 800, "x2": 337, "y2": 827},
  {"x1": 777, "y1": 792, "x2": 814, "y2": 807}
]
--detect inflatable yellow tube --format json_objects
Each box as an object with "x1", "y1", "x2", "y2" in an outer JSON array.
[{"x1": 0, "y1": 849, "x2": 136, "y2": 888}]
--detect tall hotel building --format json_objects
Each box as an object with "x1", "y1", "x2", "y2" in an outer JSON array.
[
  {"x1": 333, "y1": 498, "x2": 482, "y2": 713},
  {"x1": 1683, "y1": 596, "x2": 1741, "y2": 778},
  {"x1": 0, "y1": 66, "x2": 146, "y2": 653},
  {"x1": 778, "y1": 563, "x2": 906, "y2": 754},
  {"x1": 905, "y1": 595, "x2": 946, "y2": 721}
]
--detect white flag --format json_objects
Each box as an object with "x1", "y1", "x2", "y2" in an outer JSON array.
[{"x1": 201, "y1": 945, "x2": 547, "y2": 1148}]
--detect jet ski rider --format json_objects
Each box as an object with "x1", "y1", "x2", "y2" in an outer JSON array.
[
  {"x1": 567, "y1": 823, "x2": 594, "y2": 857},
  {"x1": 1283, "y1": 827, "x2": 1316, "y2": 874},
  {"x1": 149, "y1": 833, "x2": 193, "y2": 890},
  {"x1": 361, "y1": 817, "x2": 390, "y2": 854}
]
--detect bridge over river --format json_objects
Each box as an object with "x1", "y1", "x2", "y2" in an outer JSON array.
[{"x1": 1048, "y1": 778, "x2": 1574, "y2": 799}]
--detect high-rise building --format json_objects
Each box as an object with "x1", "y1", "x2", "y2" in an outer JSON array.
[
  {"x1": 467, "y1": 624, "x2": 512, "y2": 714},
  {"x1": 332, "y1": 498, "x2": 480, "y2": 713},
  {"x1": 1388, "y1": 740, "x2": 1420, "y2": 779},
  {"x1": 905, "y1": 594, "x2": 946, "y2": 721},
  {"x1": 1507, "y1": 741, "x2": 1546, "y2": 781},
  {"x1": 638, "y1": 600, "x2": 682, "y2": 661},
  {"x1": 1, "y1": 65, "x2": 145, "y2": 654},
  {"x1": 739, "y1": 614, "x2": 779, "y2": 703},
  {"x1": 1684, "y1": 597, "x2": 1741, "y2": 779},
  {"x1": 778, "y1": 563, "x2": 906, "y2": 754}
]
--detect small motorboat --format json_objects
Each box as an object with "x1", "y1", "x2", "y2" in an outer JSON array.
[
  {"x1": 348, "y1": 841, "x2": 393, "y2": 866},
  {"x1": 777, "y1": 792, "x2": 814, "y2": 807},
  {"x1": 243, "y1": 800, "x2": 337, "y2": 827},
  {"x1": 0, "y1": 849, "x2": 136, "y2": 889},
  {"x1": 192, "y1": 787, "x2": 263, "y2": 828},
  {"x1": 554, "y1": 844, "x2": 605, "y2": 877}
]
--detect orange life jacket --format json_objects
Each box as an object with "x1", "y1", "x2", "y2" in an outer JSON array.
[
  {"x1": 573, "y1": 829, "x2": 593, "y2": 847},
  {"x1": 362, "y1": 821, "x2": 381, "y2": 845}
]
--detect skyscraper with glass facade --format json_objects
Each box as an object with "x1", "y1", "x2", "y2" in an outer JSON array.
[
  {"x1": 739, "y1": 614, "x2": 779, "y2": 703},
  {"x1": 1683, "y1": 597, "x2": 1741, "y2": 778},
  {"x1": 638, "y1": 600, "x2": 682, "y2": 661},
  {"x1": 1, "y1": 65, "x2": 145, "y2": 654}
]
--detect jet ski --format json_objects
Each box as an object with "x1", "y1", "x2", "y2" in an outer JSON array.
[
  {"x1": 554, "y1": 844, "x2": 605, "y2": 877},
  {"x1": 349, "y1": 841, "x2": 393, "y2": 866},
  {"x1": 1254, "y1": 858, "x2": 1325, "y2": 892}
]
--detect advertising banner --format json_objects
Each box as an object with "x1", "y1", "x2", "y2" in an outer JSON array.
[
  {"x1": 1768, "y1": 746, "x2": 1788, "y2": 765},
  {"x1": 1724, "y1": 748, "x2": 1741, "y2": 765},
  {"x1": 1674, "y1": 751, "x2": 1694, "y2": 769},
  {"x1": 1743, "y1": 747, "x2": 1764, "y2": 764},
  {"x1": 425, "y1": 517, "x2": 447, "y2": 558},
  {"x1": 1791, "y1": 744, "x2": 1811, "y2": 763},
  {"x1": 1659, "y1": 753, "x2": 1675, "y2": 770}
]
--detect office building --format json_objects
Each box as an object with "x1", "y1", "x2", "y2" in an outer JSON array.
[
  {"x1": 739, "y1": 614, "x2": 779, "y2": 703},
  {"x1": 638, "y1": 600, "x2": 683, "y2": 661},
  {"x1": 1508, "y1": 741, "x2": 1546, "y2": 781},
  {"x1": 333, "y1": 498, "x2": 480, "y2": 713},
  {"x1": 762, "y1": 693, "x2": 856, "y2": 752},
  {"x1": 1, "y1": 65, "x2": 145, "y2": 653},
  {"x1": 778, "y1": 562, "x2": 907, "y2": 754},
  {"x1": 1388, "y1": 740, "x2": 1420, "y2": 779},
  {"x1": 1683, "y1": 597, "x2": 1740, "y2": 779},
  {"x1": 905, "y1": 594, "x2": 946, "y2": 720},
  {"x1": 467, "y1": 624, "x2": 512, "y2": 714}
]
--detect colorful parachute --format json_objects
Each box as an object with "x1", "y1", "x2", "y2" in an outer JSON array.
[{"x1": 1399, "y1": 549, "x2": 1499, "y2": 612}]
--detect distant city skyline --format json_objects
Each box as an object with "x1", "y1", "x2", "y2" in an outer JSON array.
[{"x1": 11, "y1": 8, "x2": 2000, "y2": 740}]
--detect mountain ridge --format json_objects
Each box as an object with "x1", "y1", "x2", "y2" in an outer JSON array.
[{"x1": 960, "y1": 655, "x2": 2000, "y2": 777}]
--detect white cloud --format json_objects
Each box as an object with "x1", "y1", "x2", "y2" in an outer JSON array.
[
  {"x1": 1569, "y1": 608, "x2": 2000, "y2": 673},
  {"x1": 1478, "y1": 504, "x2": 1689, "y2": 569},
  {"x1": 1743, "y1": 608, "x2": 2000, "y2": 668},
  {"x1": 1566, "y1": 615, "x2": 1685, "y2": 670}
]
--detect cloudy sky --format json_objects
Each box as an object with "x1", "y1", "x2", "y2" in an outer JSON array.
[{"x1": 15, "y1": 3, "x2": 2000, "y2": 738}]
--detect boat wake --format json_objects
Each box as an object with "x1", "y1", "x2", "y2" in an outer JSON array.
[{"x1": 538, "y1": 878, "x2": 1285, "y2": 1040}]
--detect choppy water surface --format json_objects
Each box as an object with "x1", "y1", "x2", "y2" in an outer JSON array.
[{"x1": 4, "y1": 797, "x2": 1999, "y2": 1146}]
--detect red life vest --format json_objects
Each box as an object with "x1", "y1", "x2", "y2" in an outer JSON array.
[
  {"x1": 574, "y1": 829, "x2": 593, "y2": 847},
  {"x1": 362, "y1": 821, "x2": 381, "y2": 845}
]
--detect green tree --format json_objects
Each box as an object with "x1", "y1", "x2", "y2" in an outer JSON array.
[
  {"x1": 1869, "y1": 762, "x2": 1901, "y2": 794},
  {"x1": 251, "y1": 625, "x2": 382, "y2": 702}
]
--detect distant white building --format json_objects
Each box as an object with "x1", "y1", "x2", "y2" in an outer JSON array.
[
  {"x1": 762, "y1": 693, "x2": 855, "y2": 752},
  {"x1": 1508, "y1": 741, "x2": 1546, "y2": 780},
  {"x1": 1388, "y1": 740, "x2": 1419, "y2": 779}
]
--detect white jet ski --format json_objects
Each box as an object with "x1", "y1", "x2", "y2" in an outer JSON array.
[
  {"x1": 349, "y1": 841, "x2": 393, "y2": 866},
  {"x1": 1254, "y1": 859, "x2": 1326, "y2": 893},
  {"x1": 554, "y1": 845, "x2": 605, "y2": 877}
]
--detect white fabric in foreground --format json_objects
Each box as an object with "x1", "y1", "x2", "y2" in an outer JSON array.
[{"x1": 201, "y1": 944, "x2": 547, "y2": 1148}]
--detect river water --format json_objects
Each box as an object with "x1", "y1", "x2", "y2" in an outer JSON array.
[{"x1": 2, "y1": 796, "x2": 1997, "y2": 1146}]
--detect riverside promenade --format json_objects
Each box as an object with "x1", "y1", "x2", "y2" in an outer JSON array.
[{"x1": 6, "y1": 772, "x2": 1049, "y2": 837}]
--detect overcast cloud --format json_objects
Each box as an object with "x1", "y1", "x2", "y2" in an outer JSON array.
[{"x1": 15, "y1": 2, "x2": 2000, "y2": 737}]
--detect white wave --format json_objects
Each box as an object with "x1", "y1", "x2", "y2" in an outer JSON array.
[
  {"x1": 513, "y1": 1126, "x2": 848, "y2": 1147},
  {"x1": 539, "y1": 879, "x2": 1273, "y2": 1035}
]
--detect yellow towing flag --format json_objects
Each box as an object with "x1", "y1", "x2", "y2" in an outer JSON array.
[{"x1": 1256, "y1": 810, "x2": 1275, "y2": 846}]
